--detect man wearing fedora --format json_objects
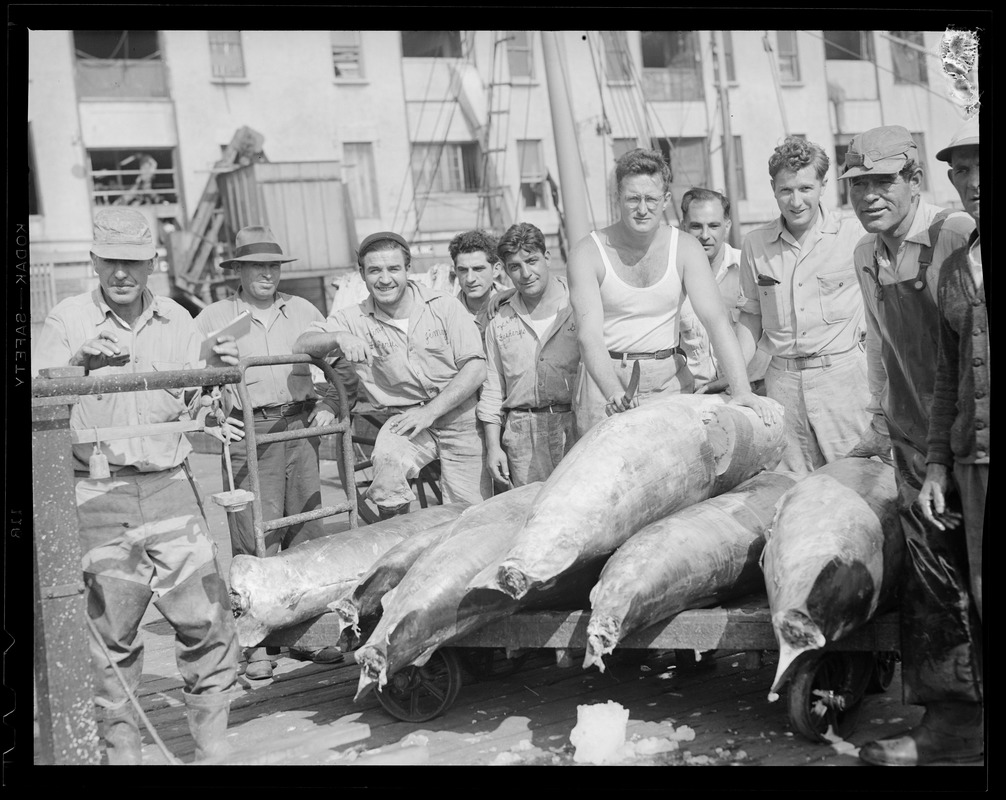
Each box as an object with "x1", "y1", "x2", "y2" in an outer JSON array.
[
  {"x1": 196, "y1": 225, "x2": 354, "y2": 679},
  {"x1": 839, "y1": 123, "x2": 983, "y2": 766},
  {"x1": 34, "y1": 207, "x2": 242, "y2": 763},
  {"x1": 295, "y1": 231, "x2": 490, "y2": 517}
]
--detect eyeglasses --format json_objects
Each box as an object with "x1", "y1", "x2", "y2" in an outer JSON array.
[{"x1": 621, "y1": 194, "x2": 666, "y2": 210}]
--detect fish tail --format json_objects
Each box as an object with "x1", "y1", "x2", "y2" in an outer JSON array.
[
  {"x1": 583, "y1": 616, "x2": 620, "y2": 673},
  {"x1": 769, "y1": 610, "x2": 826, "y2": 693},
  {"x1": 330, "y1": 597, "x2": 361, "y2": 638},
  {"x1": 354, "y1": 646, "x2": 388, "y2": 701}
]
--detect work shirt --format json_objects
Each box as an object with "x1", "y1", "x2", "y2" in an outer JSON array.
[
  {"x1": 310, "y1": 282, "x2": 485, "y2": 408},
  {"x1": 196, "y1": 289, "x2": 334, "y2": 412},
  {"x1": 852, "y1": 201, "x2": 975, "y2": 430},
  {"x1": 679, "y1": 243, "x2": 743, "y2": 384},
  {"x1": 739, "y1": 205, "x2": 866, "y2": 358},
  {"x1": 926, "y1": 231, "x2": 988, "y2": 467},
  {"x1": 478, "y1": 277, "x2": 579, "y2": 426},
  {"x1": 454, "y1": 280, "x2": 508, "y2": 338},
  {"x1": 32, "y1": 289, "x2": 201, "y2": 473}
]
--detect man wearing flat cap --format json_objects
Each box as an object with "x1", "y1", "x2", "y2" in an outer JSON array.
[
  {"x1": 839, "y1": 124, "x2": 983, "y2": 766},
  {"x1": 196, "y1": 225, "x2": 356, "y2": 678},
  {"x1": 296, "y1": 231, "x2": 490, "y2": 518},
  {"x1": 33, "y1": 207, "x2": 242, "y2": 763}
]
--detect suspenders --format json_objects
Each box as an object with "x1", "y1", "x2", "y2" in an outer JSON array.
[{"x1": 862, "y1": 209, "x2": 954, "y2": 302}]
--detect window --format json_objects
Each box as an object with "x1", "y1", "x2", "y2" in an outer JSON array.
[
  {"x1": 28, "y1": 123, "x2": 41, "y2": 216},
  {"x1": 651, "y1": 136, "x2": 708, "y2": 208},
  {"x1": 343, "y1": 142, "x2": 379, "y2": 217},
  {"x1": 401, "y1": 31, "x2": 462, "y2": 58},
  {"x1": 640, "y1": 31, "x2": 704, "y2": 101},
  {"x1": 722, "y1": 30, "x2": 736, "y2": 83},
  {"x1": 776, "y1": 30, "x2": 801, "y2": 82},
  {"x1": 891, "y1": 31, "x2": 927, "y2": 85},
  {"x1": 517, "y1": 140, "x2": 547, "y2": 209},
  {"x1": 88, "y1": 148, "x2": 178, "y2": 207},
  {"x1": 602, "y1": 31, "x2": 633, "y2": 82},
  {"x1": 824, "y1": 31, "x2": 874, "y2": 61},
  {"x1": 507, "y1": 31, "x2": 534, "y2": 79},
  {"x1": 208, "y1": 31, "x2": 245, "y2": 79},
  {"x1": 331, "y1": 30, "x2": 363, "y2": 79},
  {"x1": 411, "y1": 142, "x2": 481, "y2": 194},
  {"x1": 73, "y1": 30, "x2": 167, "y2": 97}
]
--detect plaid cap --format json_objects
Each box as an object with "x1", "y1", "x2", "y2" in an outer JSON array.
[
  {"x1": 90, "y1": 208, "x2": 156, "y2": 261},
  {"x1": 839, "y1": 125, "x2": 918, "y2": 180},
  {"x1": 935, "y1": 116, "x2": 980, "y2": 163}
]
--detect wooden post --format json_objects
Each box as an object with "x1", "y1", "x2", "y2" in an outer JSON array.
[
  {"x1": 713, "y1": 31, "x2": 742, "y2": 250},
  {"x1": 32, "y1": 367, "x2": 101, "y2": 765}
]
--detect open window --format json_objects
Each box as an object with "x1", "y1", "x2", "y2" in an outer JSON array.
[
  {"x1": 88, "y1": 147, "x2": 179, "y2": 207},
  {"x1": 641, "y1": 31, "x2": 704, "y2": 101},
  {"x1": 73, "y1": 30, "x2": 167, "y2": 98},
  {"x1": 401, "y1": 31, "x2": 463, "y2": 58}
]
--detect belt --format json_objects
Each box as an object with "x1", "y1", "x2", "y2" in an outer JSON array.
[
  {"x1": 509, "y1": 403, "x2": 573, "y2": 415},
  {"x1": 234, "y1": 400, "x2": 316, "y2": 420},
  {"x1": 772, "y1": 345, "x2": 859, "y2": 371},
  {"x1": 608, "y1": 347, "x2": 685, "y2": 361}
]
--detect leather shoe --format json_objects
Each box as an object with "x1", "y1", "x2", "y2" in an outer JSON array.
[
  {"x1": 244, "y1": 659, "x2": 274, "y2": 681},
  {"x1": 859, "y1": 726, "x2": 983, "y2": 766},
  {"x1": 290, "y1": 646, "x2": 344, "y2": 665}
]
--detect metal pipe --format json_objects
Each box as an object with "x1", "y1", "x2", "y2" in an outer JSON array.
[{"x1": 31, "y1": 366, "x2": 242, "y2": 397}]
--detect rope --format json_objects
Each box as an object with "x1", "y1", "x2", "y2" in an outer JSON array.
[{"x1": 85, "y1": 614, "x2": 183, "y2": 765}]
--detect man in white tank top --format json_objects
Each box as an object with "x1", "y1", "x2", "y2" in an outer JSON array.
[{"x1": 567, "y1": 148, "x2": 779, "y2": 436}]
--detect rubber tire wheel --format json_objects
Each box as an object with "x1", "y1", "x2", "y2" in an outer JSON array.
[
  {"x1": 458, "y1": 648, "x2": 528, "y2": 681},
  {"x1": 375, "y1": 648, "x2": 463, "y2": 723},
  {"x1": 787, "y1": 652, "x2": 871, "y2": 743},
  {"x1": 866, "y1": 651, "x2": 899, "y2": 694}
]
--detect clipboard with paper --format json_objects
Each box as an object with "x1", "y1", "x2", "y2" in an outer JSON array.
[{"x1": 200, "y1": 310, "x2": 252, "y2": 361}]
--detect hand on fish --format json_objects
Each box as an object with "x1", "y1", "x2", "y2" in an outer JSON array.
[
  {"x1": 844, "y1": 426, "x2": 894, "y2": 466},
  {"x1": 728, "y1": 392, "x2": 782, "y2": 427},
  {"x1": 918, "y1": 463, "x2": 964, "y2": 531},
  {"x1": 604, "y1": 392, "x2": 639, "y2": 416}
]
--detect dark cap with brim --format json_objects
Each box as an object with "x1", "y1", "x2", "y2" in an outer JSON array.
[
  {"x1": 839, "y1": 125, "x2": 918, "y2": 180},
  {"x1": 357, "y1": 231, "x2": 410, "y2": 262}
]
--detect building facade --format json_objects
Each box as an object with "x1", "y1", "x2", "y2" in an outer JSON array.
[{"x1": 27, "y1": 29, "x2": 973, "y2": 320}]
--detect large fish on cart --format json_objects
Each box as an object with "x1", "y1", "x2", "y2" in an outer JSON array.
[
  {"x1": 471, "y1": 394, "x2": 785, "y2": 601},
  {"x1": 353, "y1": 483, "x2": 603, "y2": 697},
  {"x1": 762, "y1": 457, "x2": 903, "y2": 694},
  {"x1": 228, "y1": 503, "x2": 468, "y2": 648},
  {"x1": 329, "y1": 514, "x2": 464, "y2": 643},
  {"x1": 584, "y1": 470, "x2": 796, "y2": 672}
]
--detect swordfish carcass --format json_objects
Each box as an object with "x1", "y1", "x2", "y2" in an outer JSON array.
[
  {"x1": 353, "y1": 482, "x2": 603, "y2": 698},
  {"x1": 228, "y1": 503, "x2": 468, "y2": 648},
  {"x1": 584, "y1": 471, "x2": 797, "y2": 672},
  {"x1": 761, "y1": 457, "x2": 903, "y2": 694},
  {"x1": 470, "y1": 393, "x2": 786, "y2": 601}
]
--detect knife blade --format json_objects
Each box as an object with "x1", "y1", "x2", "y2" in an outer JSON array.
[{"x1": 624, "y1": 359, "x2": 641, "y2": 404}]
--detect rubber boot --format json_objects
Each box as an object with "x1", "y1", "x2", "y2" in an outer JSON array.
[
  {"x1": 377, "y1": 501, "x2": 411, "y2": 520},
  {"x1": 100, "y1": 701, "x2": 143, "y2": 765},
  {"x1": 183, "y1": 690, "x2": 234, "y2": 762},
  {"x1": 859, "y1": 701, "x2": 984, "y2": 766}
]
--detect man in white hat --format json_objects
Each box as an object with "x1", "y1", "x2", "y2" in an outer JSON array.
[
  {"x1": 196, "y1": 225, "x2": 355, "y2": 678},
  {"x1": 33, "y1": 207, "x2": 243, "y2": 764},
  {"x1": 838, "y1": 124, "x2": 982, "y2": 767},
  {"x1": 295, "y1": 231, "x2": 491, "y2": 518}
]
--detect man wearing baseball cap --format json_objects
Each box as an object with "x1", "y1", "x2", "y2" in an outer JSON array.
[
  {"x1": 296, "y1": 231, "x2": 490, "y2": 517},
  {"x1": 839, "y1": 125, "x2": 983, "y2": 766},
  {"x1": 33, "y1": 208, "x2": 243, "y2": 763},
  {"x1": 196, "y1": 225, "x2": 356, "y2": 678}
]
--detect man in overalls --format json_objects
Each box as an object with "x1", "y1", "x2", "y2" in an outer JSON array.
[{"x1": 840, "y1": 125, "x2": 983, "y2": 766}]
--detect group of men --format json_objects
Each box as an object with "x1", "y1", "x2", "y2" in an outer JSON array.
[{"x1": 34, "y1": 114, "x2": 983, "y2": 767}]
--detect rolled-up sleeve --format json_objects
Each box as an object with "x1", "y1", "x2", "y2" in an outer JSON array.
[
  {"x1": 32, "y1": 310, "x2": 74, "y2": 376},
  {"x1": 477, "y1": 322, "x2": 506, "y2": 425},
  {"x1": 738, "y1": 238, "x2": 762, "y2": 317},
  {"x1": 443, "y1": 298, "x2": 485, "y2": 368}
]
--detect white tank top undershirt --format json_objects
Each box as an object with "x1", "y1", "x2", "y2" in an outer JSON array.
[{"x1": 592, "y1": 227, "x2": 683, "y2": 353}]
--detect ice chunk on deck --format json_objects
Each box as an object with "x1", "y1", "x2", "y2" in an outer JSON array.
[{"x1": 570, "y1": 701, "x2": 630, "y2": 764}]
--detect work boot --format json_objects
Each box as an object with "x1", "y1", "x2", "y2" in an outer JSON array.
[
  {"x1": 184, "y1": 690, "x2": 234, "y2": 762},
  {"x1": 377, "y1": 501, "x2": 411, "y2": 520},
  {"x1": 243, "y1": 646, "x2": 274, "y2": 680},
  {"x1": 859, "y1": 702, "x2": 984, "y2": 766},
  {"x1": 100, "y1": 701, "x2": 143, "y2": 765}
]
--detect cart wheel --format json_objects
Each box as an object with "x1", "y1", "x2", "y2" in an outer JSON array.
[
  {"x1": 787, "y1": 652, "x2": 873, "y2": 743},
  {"x1": 458, "y1": 648, "x2": 528, "y2": 681},
  {"x1": 866, "y1": 651, "x2": 899, "y2": 694},
  {"x1": 375, "y1": 647, "x2": 462, "y2": 722}
]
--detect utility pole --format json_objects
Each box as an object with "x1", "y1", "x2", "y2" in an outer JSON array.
[
  {"x1": 541, "y1": 31, "x2": 592, "y2": 249},
  {"x1": 713, "y1": 31, "x2": 742, "y2": 250}
]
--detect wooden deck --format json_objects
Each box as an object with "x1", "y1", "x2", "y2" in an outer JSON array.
[{"x1": 32, "y1": 451, "x2": 986, "y2": 787}]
